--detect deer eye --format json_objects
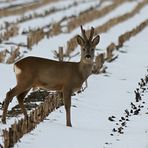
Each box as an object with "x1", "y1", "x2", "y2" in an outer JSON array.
[
  {"x1": 83, "y1": 48, "x2": 86, "y2": 51},
  {"x1": 91, "y1": 48, "x2": 94, "y2": 52}
]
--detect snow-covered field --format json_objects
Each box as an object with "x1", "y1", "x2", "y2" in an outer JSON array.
[{"x1": 0, "y1": 0, "x2": 148, "y2": 147}]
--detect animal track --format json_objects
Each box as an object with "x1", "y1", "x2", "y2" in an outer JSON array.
[{"x1": 105, "y1": 70, "x2": 148, "y2": 146}]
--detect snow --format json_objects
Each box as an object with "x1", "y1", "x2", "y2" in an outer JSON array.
[
  {"x1": 14, "y1": 22, "x2": 148, "y2": 148},
  {"x1": 0, "y1": 0, "x2": 94, "y2": 32},
  {"x1": 0, "y1": 0, "x2": 109, "y2": 52},
  {"x1": 0, "y1": 64, "x2": 16, "y2": 103},
  {"x1": 0, "y1": 0, "x2": 148, "y2": 147},
  {"x1": 19, "y1": 0, "x2": 102, "y2": 32},
  {"x1": 0, "y1": 0, "x2": 77, "y2": 31},
  {"x1": 30, "y1": 1, "x2": 147, "y2": 60},
  {"x1": 14, "y1": 1, "x2": 140, "y2": 59},
  {"x1": 0, "y1": 0, "x2": 37, "y2": 9}
]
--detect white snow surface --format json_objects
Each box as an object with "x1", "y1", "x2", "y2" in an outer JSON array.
[
  {"x1": 0, "y1": 0, "x2": 148, "y2": 147},
  {"x1": 0, "y1": 0, "x2": 37, "y2": 9},
  {"x1": 12, "y1": 27, "x2": 148, "y2": 148}
]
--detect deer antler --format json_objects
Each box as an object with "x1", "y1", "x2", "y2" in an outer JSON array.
[
  {"x1": 80, "y1": 25, "x2": 88, "y2": 41},
  {"x1": 89, "y1": 27, "x2": 94, "y2": 41}
]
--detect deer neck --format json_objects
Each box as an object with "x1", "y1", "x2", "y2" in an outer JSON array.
[{"x1": 79, "y1": 60, "x2": 93, "y2": 82}]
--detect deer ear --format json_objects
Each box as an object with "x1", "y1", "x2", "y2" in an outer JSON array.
[
  {"x1": 92, "y1": 35, "x2": 100, "y2": 46},
  {"x1": 77, "y1": 35, "x2": 85, "y2": 46}
]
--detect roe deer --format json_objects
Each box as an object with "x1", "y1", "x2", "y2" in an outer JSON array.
[{"x1": 1, "y1": 26, "x2": 100, "y2": 127}]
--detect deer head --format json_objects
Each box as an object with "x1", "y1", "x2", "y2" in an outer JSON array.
[{"x1": 77, "y1": 25, "x2": 100, "y2": 64}]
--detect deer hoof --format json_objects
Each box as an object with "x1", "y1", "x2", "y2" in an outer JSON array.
[
  {"x1": 24, "y1": 114, "x2": 28, "y2": 119},
  {"x1": 1, "y1": 118, "x2": 6, "y2": 124},
  {"x1": 67, "y1": 123, "x2": 72, "y2": 127}
]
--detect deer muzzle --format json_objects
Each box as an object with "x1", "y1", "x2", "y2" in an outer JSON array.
[{"x1": 85, "y1": 55, "x2": 91, "y2": 59}]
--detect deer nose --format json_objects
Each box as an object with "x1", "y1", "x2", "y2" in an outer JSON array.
[{"x1": 85, "y1": 55, "x2": 91, "y2": 59}]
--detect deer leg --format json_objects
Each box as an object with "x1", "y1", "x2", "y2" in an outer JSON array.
[
  {"x1": 63, "y1": 89, "x2": 72, "y2": 127},
  {"x1": 2, "y1": 86, "x2": 18, "y2": 123},
  {"x1": 1, "y1": 85, "x2": 28, "y2": 124},
  {"x1": 17, "y1": 89, "x2": 30, "y2": 118}
]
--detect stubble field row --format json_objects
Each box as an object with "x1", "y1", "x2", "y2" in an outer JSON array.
[{"x1": 0, "y1": 0, "x2": 148, "y2": 147}]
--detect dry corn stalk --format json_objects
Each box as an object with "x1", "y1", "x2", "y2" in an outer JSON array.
[
  {"x1": 0, "y1": 49, "x2": 8, "y2": 63},
  {"x1": 6, "y1": 46, "x2": 20, "y2": 64},
  {"x1": 0, "y1": 25, "x2": 19, "y2": 42}
]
